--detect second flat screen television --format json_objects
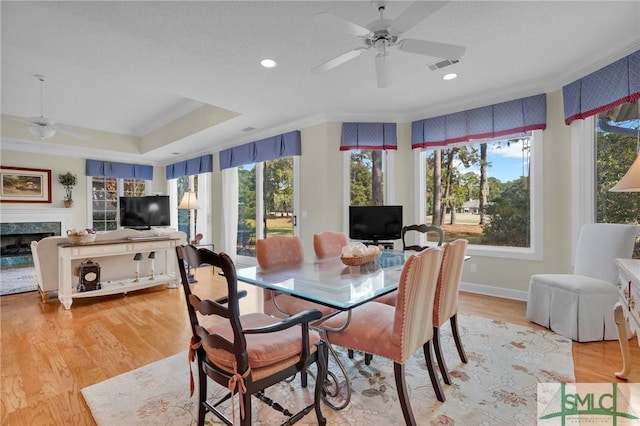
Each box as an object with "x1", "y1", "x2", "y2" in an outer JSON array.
[{"x1": 349, "y1": 205, "x2": 402, "y2": 242}]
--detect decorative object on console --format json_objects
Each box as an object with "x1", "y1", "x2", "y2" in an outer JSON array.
[
  {"x1": 67, "y1": 228, "x2": 96, "y2": 244},
  {"x1": 58, "y1": 171, "x2": 77, "y2": 207},
  {"x1": 178, "y1": 190, "x2": 199, "y2": 283},
  {"x1": 78, "y1": 259, "x2": 101, "y2": 292},
  {"x1": 609, "y1": 100, "x2": 640, "y2": 192},
  {"x1": 0, "y1": 166, "x2": 52, "y2": 203},
  {"x1": 148, "y1": 251, "x2": 156, "y2": 280},
  {"x1": 133, "y1": 253, "x2": 142, "y2": 282}
]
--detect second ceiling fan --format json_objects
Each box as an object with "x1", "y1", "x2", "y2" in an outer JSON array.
[{"x1": 311, "y1": 1, "x2": 465, "y2": 88}]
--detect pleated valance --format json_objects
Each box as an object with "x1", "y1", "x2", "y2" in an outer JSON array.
[
  {"x1": 166, "y1": 154, "x2": 213, "y2": 179},
  {"x1": 411, "y1": 94, "x2": 547, "y2": 149},
  {"x1": 219, "y1": 130, "x2": 301, "y2": 170},
  {"x1": 86, "y1": 159, "x2": 153, "y2": 180},
  {"x1": 340, "y1": 123, "x2": 397, "y2": 151},
  {"x1": 563, "y1": 50, "x2": 640, "y2": 125}
]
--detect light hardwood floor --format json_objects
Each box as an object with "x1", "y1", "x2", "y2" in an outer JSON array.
[{"x1": 1, "y1": 267, "x2": 638, "y2": 425}]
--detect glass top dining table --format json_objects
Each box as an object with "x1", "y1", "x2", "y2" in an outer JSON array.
[{"x1": 235, "y1": 249, "x2": 410, "y2": 311}]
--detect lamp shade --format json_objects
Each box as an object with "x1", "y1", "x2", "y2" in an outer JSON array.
[
  {"x1": 610, "y1": 154, "x2": 640, "y2": 192},
  {"x1": 133, "y1": 252, "x2": 143, "y2": 261},
  {"x1": 178, "y1": 191, "x2": 199, "y2": 210},
  {"x1": 148, "y1": 251, "x2": 156, "y2": 259}
]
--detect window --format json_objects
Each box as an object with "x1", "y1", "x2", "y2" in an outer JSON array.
[
  {"x1": 90, "y1": 177, "x2": 146, "y2": 231},
  {"x1": 595, "y1": 102, "x2": 639, "y2": 256},
  {"x1": 418, "y1": 132, "x2": 543, "y2": 259},
  {"x1": 236, "y1": 157, "x2": 297, "y2": 259}
]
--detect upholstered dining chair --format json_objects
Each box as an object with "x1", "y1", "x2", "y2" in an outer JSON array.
[
  {"x1": 256, "y1": 235, "x2": 334, "y2": 318},
  {"x1": 431, "y1": 238, "x2": 469, "y2": 385},
  {"x1": 402, "y1": 224, "x2": 444, "y2": 252},
  {"x1": 526, "y1": 223, "x2": 638, "y2": 342},
  {"x1": 313, "y1": 231, "x2": 348, "y2": 259},
  {"x1": 176, "y1": 244, "x2": 328, "y2": 426},
  {"x1": 322, "y1": 247, "x2": 446, "y2": 425}
]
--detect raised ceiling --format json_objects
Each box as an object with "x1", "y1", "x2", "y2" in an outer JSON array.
[{"x1": 2, "y1": 1, "x2": 639, "y2": 164}]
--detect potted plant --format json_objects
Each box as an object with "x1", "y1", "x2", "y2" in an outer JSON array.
[{"x1": 58, "y1": 172, "x2": 77, "y2": 207}]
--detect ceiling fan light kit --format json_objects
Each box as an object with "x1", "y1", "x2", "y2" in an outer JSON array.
[{"x1": 311, "y1": 1, "x2": 465, "y2": 88}]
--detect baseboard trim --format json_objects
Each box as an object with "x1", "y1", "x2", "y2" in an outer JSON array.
[{"x1": 460, "y1": 281, "x2": 528, "y2": 302}]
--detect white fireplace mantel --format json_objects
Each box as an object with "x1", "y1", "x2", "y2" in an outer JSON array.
[{"x1": 0, "y1": 208, "x2": 73, "y2": 234}]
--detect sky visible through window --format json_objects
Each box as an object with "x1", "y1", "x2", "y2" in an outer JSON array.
[{"x1": 453, "y1": 140, "x2": 530, "y2": 183}]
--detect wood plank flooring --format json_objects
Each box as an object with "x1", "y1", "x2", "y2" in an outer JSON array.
[{"x1": 1, "y1": 267, "x2": 638, "y2": 425}]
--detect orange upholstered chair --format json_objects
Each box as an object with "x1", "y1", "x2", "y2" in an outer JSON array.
[
  {"x1": 313, "y1": 231, "x2": 348, "y2": 259},
  {"x1": 432, "y1": 239, "x2": 469, "y2": 385},
  {"x1": 256, "y1": 236, "x2": 334, "y2": 318},
  {"x1": 322, "y1": 247, "x2": 446, "y2": 423}
]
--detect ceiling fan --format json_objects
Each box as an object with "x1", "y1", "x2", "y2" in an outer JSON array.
[
  {"x1": 15, "y1": 74, "x2": 88, "y2": 140},
  {"x1": 311, "y1": 1, "x2": 465, "y2": 88}
]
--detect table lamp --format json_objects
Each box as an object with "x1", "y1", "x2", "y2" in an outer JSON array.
[
  {"x1": 148, "y1": 251, "x2": 156, "y2": 280},
  {"x1": 133, "y1": 252, "x2": 143, "y2": 282}
]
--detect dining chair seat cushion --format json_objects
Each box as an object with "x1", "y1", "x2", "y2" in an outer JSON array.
[
  {"x1": 204, "y1": 312, "x2": 321, "y2": 369},
  {"x1": 266, "y1": 293, "x2": 336, "y2": 318},
  {"x1": 526, "y1": 273, "x2": 620, "y2": 341},
  {"x1": 321, "y1": 302, "x2": 404, "y2": 363}
]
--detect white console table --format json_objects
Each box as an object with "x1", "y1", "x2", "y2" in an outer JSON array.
[
  {"x1": 58, "y1": 237, "x2": 181, "y2": 310},
  {"x1": 614, "y1": 258, "x2": 640, "y2": 379}
]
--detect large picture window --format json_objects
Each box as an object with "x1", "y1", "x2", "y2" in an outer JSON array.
[
  {"x1": 595, "y1": 102, "x2": 639, "y2": 256},
  {"x1": 418, "y1": 131, "x2": 542, "y2": 259}
]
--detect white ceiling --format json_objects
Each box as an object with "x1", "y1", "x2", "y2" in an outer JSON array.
[{"x1": 2, "y1": 1, "x2": 640, "y2": 164}]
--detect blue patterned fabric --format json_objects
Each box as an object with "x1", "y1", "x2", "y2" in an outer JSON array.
[
  {"x1": 340, "y1": 123, "x2": 397, "y2": 151},
  {"x1": 166, "y1": 154, "x2": 213, "y2": 179},
  {"x1": 86, "y1": 159, "x2": 153, "y2": 180},
  {"x1": 563, "y1": 50, "x2": 640, "y2": 125},
  {"x1": 411, "y1": 94, "x2": 546, "y2": 149},
  {"x1": 219, "y1": 130, "x2": 301, "y2": 170}
]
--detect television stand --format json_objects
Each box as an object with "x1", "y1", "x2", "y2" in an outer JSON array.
[{"x1": 362, "y1": 241, "x2": 394, "y2": 250}]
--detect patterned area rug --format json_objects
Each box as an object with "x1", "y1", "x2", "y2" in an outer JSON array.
[
  {"x1": 0, "y1": 266, "x2": 37, "y2": 296},
  {"x1": 81, "y1": 315, "x2": 574, "y2": 425}
]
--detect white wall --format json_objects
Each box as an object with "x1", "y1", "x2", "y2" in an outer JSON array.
[{"x1": 1, "y1": 89, "x2": 578, "y2": 299}]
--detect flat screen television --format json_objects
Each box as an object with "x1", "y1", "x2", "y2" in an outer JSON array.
[
  {"x1": 119, "y1": 196, "x2": 171, "y2": 229},
  {"x1": 349, "y1": 205, "x2": 403, "y2": 242}
]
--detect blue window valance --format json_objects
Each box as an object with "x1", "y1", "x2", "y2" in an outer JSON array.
[
  {"x1": 219, "y1": 130, "x2": 301, "y2": 170},
  {"x1": 411, "y1": 94, "x2": 547, "y2": 149},
  {"x1": 340, "y1": 123, "x2": 397, "y2": 151},
  {"x1": 563, "y1": 50, "x2": 640, "y2": 125},
  {"x1": 86, "y1": 159, "x2": 153, "y2": 180},
  {"x1": 166, "y1": 154, "x2": 213, "y2": 180}
]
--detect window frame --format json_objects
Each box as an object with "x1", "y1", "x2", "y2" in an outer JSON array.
[
  {"x1": 86, "y1": 176, "x2": 151, "y2": 231},
  {"x1": 342, "y1": 149, "x2": 396, "y2": 235},
  {"x1": 414, "y1": 130, "x2": 544, "y2": 260}
]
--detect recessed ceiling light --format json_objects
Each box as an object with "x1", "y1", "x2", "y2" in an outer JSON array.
[
  {"x1": 260, "y1": 59, "x2": 277, "y2": 68},
  {"x1": 442, "y1": 73, "x2": 458, "y2": 81}
]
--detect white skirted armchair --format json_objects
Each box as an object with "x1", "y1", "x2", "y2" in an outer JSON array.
[{"x1": 526, "y1": 223, "x2": 638, "y2": 342}]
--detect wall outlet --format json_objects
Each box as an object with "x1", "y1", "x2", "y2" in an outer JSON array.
[{"x1": 470, "y1": 263, "x2": 477, "y2": 273}]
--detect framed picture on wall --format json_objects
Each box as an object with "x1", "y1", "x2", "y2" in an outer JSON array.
[{"x1": 0, "y1": 166, "x2": 52, "y2": 203}]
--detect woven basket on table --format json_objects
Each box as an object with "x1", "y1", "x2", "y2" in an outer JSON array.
[
  {"x1": 67, "y1": 232, "x2": 97, "y2": 244},
  {"x1": 340, "y1": 252, "x2": 380, "y2": 266}
]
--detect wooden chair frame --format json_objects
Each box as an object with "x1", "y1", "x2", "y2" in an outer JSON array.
[
  {"x1": 401, "y1": 224, "x2": 444, "y2": 252},
  {"x1": 176, "y1": 244, "x2": 328, "y2": 426}
]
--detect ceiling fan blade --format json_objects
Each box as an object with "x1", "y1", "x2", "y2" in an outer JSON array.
[
  {"x1": 389, "y1": 1, "x2": 449, "y2": 35},
  {"x1": 311, "y1": 48, "x2": 368, "y2": 73},
  {"x1": 57, "y1": 125, "x2": 90, "y2": 141},
  {"x1": 313, "y1": 12, "x2": 372, "y2": 37},
  {"x1": 398, "y1": 38, "x2": 465, "y2": 60},
  {"x1": 375, "y1": 53, "x2": 392, "y2": 89}
]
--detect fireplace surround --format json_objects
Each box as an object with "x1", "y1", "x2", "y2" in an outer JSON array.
[{"x1": 0, "y1": 209, "x2": 73, "y2": 268}]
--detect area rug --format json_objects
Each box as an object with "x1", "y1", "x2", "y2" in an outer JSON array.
[
  {"x1": 0, "y1": 266, "x2": 37, "y2": 296},
  {"x1": 81, "y1": 315, "x2": 574, "y2": 425}
]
